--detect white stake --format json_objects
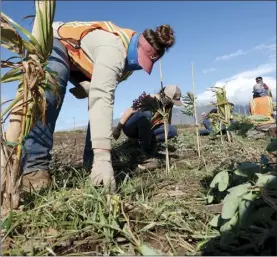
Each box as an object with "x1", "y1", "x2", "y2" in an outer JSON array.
[{"x1": 191, "y1": 61, "x2": 201, "y2": 157}]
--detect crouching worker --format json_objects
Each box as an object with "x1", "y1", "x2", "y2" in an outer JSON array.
[
  {"x1": 248, "y1": 89, "x2": 276, "y2": 136},
  {"x1": 200, "y1": 103, "x2": 235, "y2": 136},
  {"x1": 112, "y1": 85, "x2": 182, "y2": 154}
]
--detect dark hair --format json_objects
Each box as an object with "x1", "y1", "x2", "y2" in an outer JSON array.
[
  {"x1": 143, "y1": 25, "x2": 175, "y2": 57},
  {"x1": 256, "y1": 77, "x2": 263, "y2": 81}
]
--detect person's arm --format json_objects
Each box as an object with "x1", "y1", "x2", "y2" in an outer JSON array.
[
  {"x1": 87, "y1": 42, "x2": 127, "y2": 192},
  {"x1": 69, "y1": 70, "x2": 90, "y2": 99},
  {"x1": 120, "y1": 107, "x2": 137, "y2": 125},
  {"x1": 263, "y1": 83, "x2": 273, "y2": 98},
  {"x1": 113, "y1": 107, "x2": 137, "y2": 140}
]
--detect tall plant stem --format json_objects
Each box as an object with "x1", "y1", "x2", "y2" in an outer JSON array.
[
  {"x1": 159, "y1": 59, "x2": 170, "y2": 174},
  {"x1": 191, "y1": 61, "x2": 201, "y2": 157}
]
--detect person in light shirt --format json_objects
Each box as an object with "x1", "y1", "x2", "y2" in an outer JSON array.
[{"x1": 21, "y1": 21, "x2": 176, "y2": 192}]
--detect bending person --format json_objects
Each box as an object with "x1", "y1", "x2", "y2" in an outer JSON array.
[{"x1": 21, "y1": 21, "x2": 176, "y2": 192}]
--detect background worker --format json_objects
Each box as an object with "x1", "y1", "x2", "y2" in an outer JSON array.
[
  {"x1": 254, "y1": 77, "x2": 273, "y2": 98},
  {"x1": 249, "y1": 88, "x2": 275, "y2": 125},
  {"x1": 111, "y1": 85, "x2": 182, "y2": 155}
]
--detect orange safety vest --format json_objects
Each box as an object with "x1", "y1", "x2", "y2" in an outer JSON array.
[
  {"x1": 57, "y1": 21, "x2": 136, "y2": 82},
  {"x1": 249, "y1": 96, "x2": 275, "y2": 124}
]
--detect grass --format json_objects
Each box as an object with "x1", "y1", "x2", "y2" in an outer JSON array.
[{"x1": 0, "y1": 125, "x2": 272, "y2": 256}]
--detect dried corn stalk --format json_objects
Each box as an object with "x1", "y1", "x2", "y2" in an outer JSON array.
[{"x1": 1, "y1": 0, "x2": 58, "y2": 214}]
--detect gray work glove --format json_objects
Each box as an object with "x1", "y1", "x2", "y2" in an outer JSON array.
[
  {"x1": 90, "y1": 151, "x2": 116, "y2": 193},
  {"x1": 112, "y1": 123, "x2": 123, "y2": 140},
  {"x1": 69, "y1": 81, "x2": 90, "y2": 99}
]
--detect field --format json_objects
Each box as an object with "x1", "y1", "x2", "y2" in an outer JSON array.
[{"x1": 1, "y1": 123, "x2": 276, "y2": 256}]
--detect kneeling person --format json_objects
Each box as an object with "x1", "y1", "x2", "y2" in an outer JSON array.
[{"x1": 113, "y1": 85, "x2": 182, "y2": 154}]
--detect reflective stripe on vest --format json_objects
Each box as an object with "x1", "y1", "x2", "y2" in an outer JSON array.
[
  {"x1": 266, "y1": 96, "x2": 272, "y2": 117},
  {"x1": 250, "y1": 99, "x2": 256, "y2": 114},
  {"x1": 57, "y1": 21, "x2": 136, "y2": 82}
]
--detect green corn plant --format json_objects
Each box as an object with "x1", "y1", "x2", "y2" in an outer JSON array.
[
  {"x1": 181, "y1": 91, "x2": 195, "y2": 117},
  {"x1": 207, "y1": 86, "x2": 233, "y2": 142},
  {"x1": 1, "y1": 0, "x2": 58, "y2": 214},
  {"x1": 158, "y1": 59, "x2": 170, "y2": 174}
]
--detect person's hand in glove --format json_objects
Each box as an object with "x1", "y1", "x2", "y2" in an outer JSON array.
[
  {"x1": 113, "y1": 107, "x2": 137, "y2": 140},
  {"x1": 69, "y1": 81, "x2": 90, "y2": 99},
  {"x1": 90, "y1": 150, "x2": 116, "y2": 193},
  {"x1": 112, "y1": 122, "x2": 123, "y2": 140}
]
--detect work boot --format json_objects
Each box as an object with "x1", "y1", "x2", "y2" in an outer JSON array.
[{"x1": 22, "y1": 170, "x2": 52, "y2": 192}]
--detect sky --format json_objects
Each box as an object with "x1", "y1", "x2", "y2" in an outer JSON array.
[{"x1": 1, "y1": 1, "x2": 276, "y2": 130}]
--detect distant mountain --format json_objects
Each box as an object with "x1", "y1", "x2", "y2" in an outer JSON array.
[{"x1": 68, "y1": 104, "x2": 252, "y2": 131}]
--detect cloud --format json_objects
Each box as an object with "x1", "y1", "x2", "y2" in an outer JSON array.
[
  {"x1": 197, "y1": 63, "x2": 276, "y2": 105},
  {"x1": 202, "y1": 67, "x2": 217, "y2": 74},
  {"x1": 213, "y1": 40, "x2": 276, "y2": 62},
  {"x1": 252, "y1": 43, "x2": 276, "y2": 51},
  {"x1": 214, "y1": 50, "x2": 246, "y2": 61}
]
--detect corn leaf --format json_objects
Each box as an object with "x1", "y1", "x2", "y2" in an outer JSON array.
[
  {"x1": 1, "y1": 12, "x2": 42, "y2": 55},
  {"x1": 1, "y1": 15, "x2": 24, "y2": 55},
  {"x1": 1, "y1": 93, "x2": 24, "y2": 119},
  {"x1": 32, "y1": 0, "x2": 55, "y2": 59},
  {"x1": 1, "y1": 67, "x2": 23, "y2": 83}
]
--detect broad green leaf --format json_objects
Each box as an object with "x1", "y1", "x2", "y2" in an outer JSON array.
[
  {"x1": 210, "y1": 171, "x2": 229, "y2": 190},
  {"x1": 226, "y1": 183, "x2": 251, "y2": 199},
  {"x1": 238, "y1": 193, "x2": 256, "y2": 229},
  {"x1": 218, "y1": 171, "x2": 229, "y2": 192},
  {"x1": 221, "y1": 196, "x2": 239, "y2": 220},
  {"x1": 266, "y1": 139, "x2": 277, "y2": 153},
  {"x1": 209, "y1": 214, "x2": 220, "y2": 227},
  {"x1": 220, "y1": 213, "x2": 238, "y2": 233},
  {"x1": 234, "y1": 162, "x2": 261, "y2": 178},
  {"x1": 207, "y1": 192, "x2": 214, "y2": 204},
  {"x1": 139, "y1": 243, "x2": 161, "y2": 255},
  {"x1": 255, "y1": 174, "x2": 276, "y2": 188},
  {"x1": 242, "y1": 191, "x2": 258, "y2": 201}
]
